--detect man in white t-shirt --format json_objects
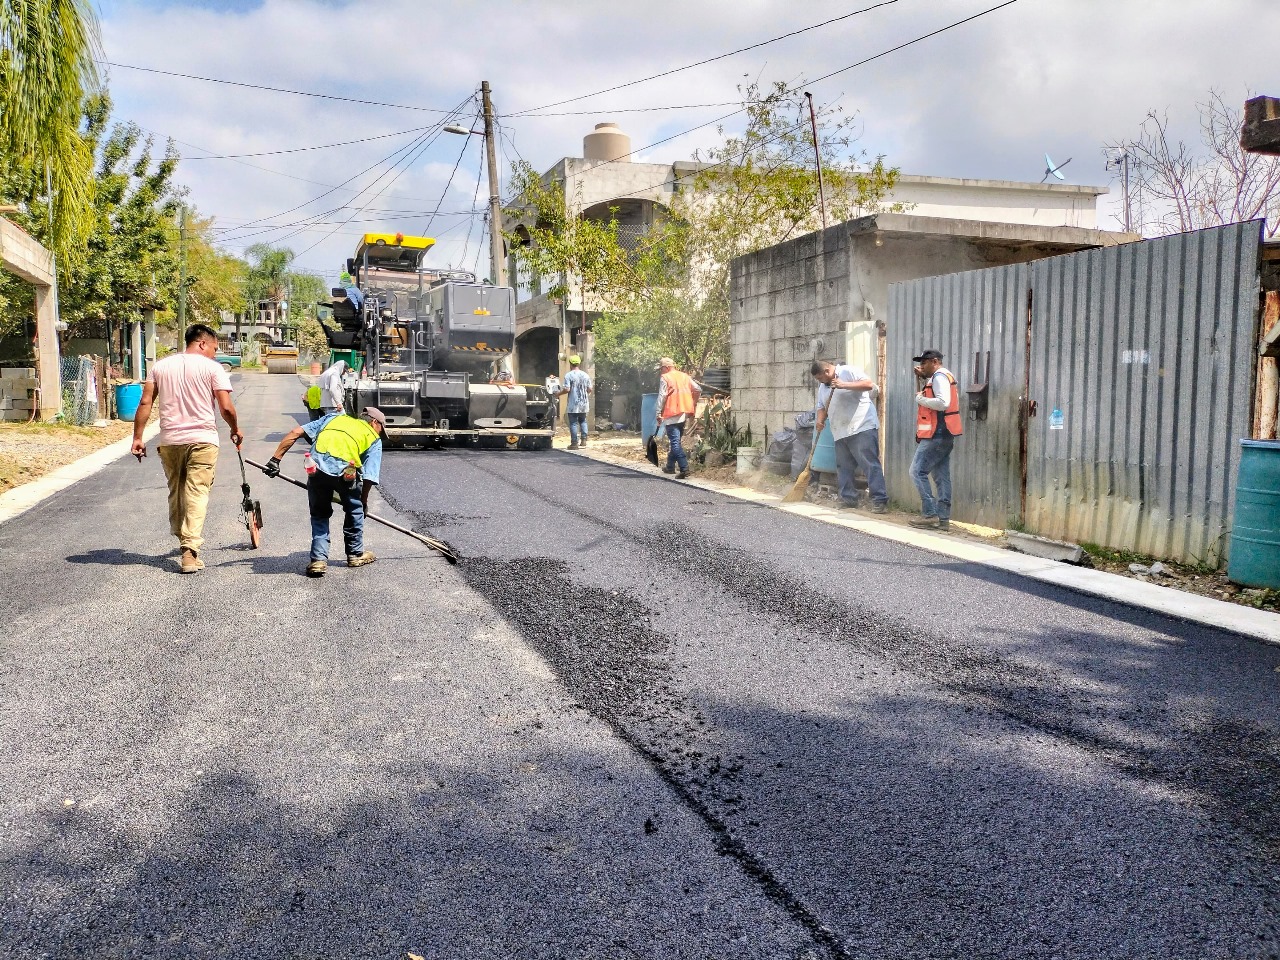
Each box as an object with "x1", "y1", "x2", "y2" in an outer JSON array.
[
  {"x1": 131, "y1": 324, "x2": 243, "y2": 573},
  {"x1": 811, "y1": 359, "x2": 887, "y2": 513}
]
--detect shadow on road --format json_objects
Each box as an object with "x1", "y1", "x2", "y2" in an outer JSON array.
[{"x1": 65, "y1": 548, "x2": 173, "y2": 571}]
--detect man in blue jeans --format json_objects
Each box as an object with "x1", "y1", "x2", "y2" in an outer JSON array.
[
  {"x1": 909, "y1": 349, "x2": 963, "y2": 531},
  {"x1": 811, "y1": 360, "x2": 887, "y2": 513},
  {"x1": 266, "y1": 406, "x2": 386, "y2": 577},
  {"x1": 559, "y1": 355, "x2": 592, "y2": 449}
]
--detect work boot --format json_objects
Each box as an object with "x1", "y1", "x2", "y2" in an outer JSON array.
[
  {"x1": 937, "y1": 520, "x2": 951, "y2": 532},
  {"x1": 661, "y1": 465, "x2": 676, "y2": 474},
  {"x1": 909, "y1": 515, "x2": 940, "y2": 529},
  {"x1": 677, "y1": 469, "x2": 691, "y2": 480},
  {"x1": 568, "y1": 442, "x2": 580, "y2": 450},
  {"x1": 348, "y1": 551, "x2": 377, "y2": 568},
  {"x1": 871, "y1": 502, "x2": 889, "y2": 515},
  {"x1": 306, "y1": 560, "x2": 327, "y2": 578},
  {"x1": 580, "y1": 436, "x2": 588, "y2": 446},
  {"x1": 180, "y1": 548, "x2": 200, "y2": 574}
]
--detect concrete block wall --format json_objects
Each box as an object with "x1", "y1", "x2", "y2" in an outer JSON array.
[
  {"x1": 0, "y1": 366, "x2": 36, "y2": 421},
  {"x1": 729, "y1": 226, "x2": 851, "y2": 438}
]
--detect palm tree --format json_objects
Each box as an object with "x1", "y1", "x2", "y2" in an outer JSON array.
[{"x1": 0, "y1": 0, "x2": 100, "y2": 257}]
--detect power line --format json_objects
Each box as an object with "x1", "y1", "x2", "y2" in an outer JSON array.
[
  {"x1": 423, "y1": 126, "x2": 476, "y2": 238},
  {"x1": 103, "y1": 60, "x2": 465, "y2": 113},
  {"x1": 183, "y1": 124, "x2": 435, "y2": 159},
  {"x1": 506, "y1": 0, "x2": 901, "y2": 116}
]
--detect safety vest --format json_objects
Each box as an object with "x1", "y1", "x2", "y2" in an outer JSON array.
[
  {"x1": 315, "y1": 415, "x2": 378, "y2": 467},
  {"x1": 305, "y1": 385, "x2": 322, "y2": 408},
  {"x1": 916, "y1": 369, "x2": 964, "y2": 440},
  {"x1": 660, "y1": 370, "x2": 697, "y2": 419}
]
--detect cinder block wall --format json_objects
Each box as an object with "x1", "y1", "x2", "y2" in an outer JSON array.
[
  {"x1": 0, "y1": 367, "x2": 37, "y2": 422},
  {"x1": 728, "y1": 226, "x2": 850, "y2": 439}
]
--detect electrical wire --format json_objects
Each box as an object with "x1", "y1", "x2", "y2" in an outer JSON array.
[
  {"x1": 183, "y1": 123, "x2": 436, "y2": 159},
  {"x1": 459, "y1": 144, "x2": 488, "y2": 268},
  {"x1": 422, "y1": 125, "x2": 476, "y2": 239},
  {"x1": 506, "y1": 0, "x2": 901, "y2": 116},
  {"x1": 103, "y1": 60, "x2": 467, "y2": 113}
]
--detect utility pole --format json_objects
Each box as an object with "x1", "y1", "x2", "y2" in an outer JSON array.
[
  {"x1": 804, "y1": 92, "x2": 828, "y2": 231},
  {"x1": 481, "y1": 81, "x2": 507, "y2": 287},
  {"x1": 1107, "y1": 151, "x2": 1132, "y2": 233},
  {"x1": 177, "y1": 205, "x2": 188, "y2": 329}
]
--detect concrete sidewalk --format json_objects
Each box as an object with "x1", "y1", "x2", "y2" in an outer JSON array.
[{"x1": 567, "y1": 442, "x2": 1280, "y2": 647}]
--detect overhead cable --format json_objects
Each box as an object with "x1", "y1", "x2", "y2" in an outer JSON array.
[
  {"x1": 184, "y1": 124, "x2": 436, "y2": 159},
  {"x1": 506, "y1": 0, "x2": 901, "y2": 116}
]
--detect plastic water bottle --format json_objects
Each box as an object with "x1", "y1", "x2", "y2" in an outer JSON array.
[{"x1": 303, "y1": 452, "x2": 316, "y2": 476}]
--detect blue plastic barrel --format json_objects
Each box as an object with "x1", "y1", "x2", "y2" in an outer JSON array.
[
  {"x1": 115, "y1": 382, "x2": 143, "y2": 421},
  {"x1": 810, "y1": 421, "x2": 836, "y2": 473},
  {"x1": 1228, "y1": 439, "x2": 1280, "y2": 588},
  {"x1": 640, "y1": 393, "x2": 658, "y2": 446}
]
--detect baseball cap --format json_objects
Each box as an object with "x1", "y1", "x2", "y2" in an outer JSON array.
[
  {"x1": 912, "y1": 349, "x2": 944, "y2": 363},
  {"x1": 362, "y1": 406, "x2": 387, "y2": 425},
  {"x1": 656, "y1": 356, "x2": 675, "y2": 369}
]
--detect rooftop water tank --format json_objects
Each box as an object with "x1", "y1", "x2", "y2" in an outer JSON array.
[{"x1": 584, "y1": 122, "x2": 631, "y2": 162}]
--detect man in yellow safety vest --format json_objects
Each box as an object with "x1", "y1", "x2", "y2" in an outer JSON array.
[{"x1": 266, "y1": 406, "x2": 387, "y2": 577}]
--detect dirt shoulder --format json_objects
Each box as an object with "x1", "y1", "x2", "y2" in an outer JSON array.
[{"x1": 0, "y1": 420, "x2": 134, "y2": 494}]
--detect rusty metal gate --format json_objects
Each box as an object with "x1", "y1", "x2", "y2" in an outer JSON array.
[{"x1": 886, "y1": 221, "x2": 1264, "y2": 565}]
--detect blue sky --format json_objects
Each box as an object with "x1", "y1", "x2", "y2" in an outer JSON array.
[{"x1": 94, "y1": 0, "x2": 1280, "y2": 279}]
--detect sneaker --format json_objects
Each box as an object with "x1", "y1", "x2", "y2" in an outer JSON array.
[
  {"x1": 909, "y1": 515, "x2": 940, "y2": 529},
  {"x1": 348, "y1": 551, "x2": 377, "y2": 568},
  {"x1": 306, "y1": 560, "x2": 327, "y2": 578},
  {"x1": 871, "y1": 502, "x2": 889, "y2": 515},
  {"x1": 180, "y1": 548, "x2": 200, "y2": 574}
]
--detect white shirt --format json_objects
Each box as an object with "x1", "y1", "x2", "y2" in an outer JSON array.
[{"x1": 817, "y1": 364, "x2": 878, "y2": 441}]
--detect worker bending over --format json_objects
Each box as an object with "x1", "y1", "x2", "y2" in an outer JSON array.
[{"x1": 266, "y1": 406, "x2": 387, "y2": 578}]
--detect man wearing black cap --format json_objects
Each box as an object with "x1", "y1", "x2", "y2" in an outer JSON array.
[
  {"x1": 909, "y1": 350, "x2": 963, "y2": 531},
  {"x1": 265, "y1": 406, "x2": 387, "y2": 576}
]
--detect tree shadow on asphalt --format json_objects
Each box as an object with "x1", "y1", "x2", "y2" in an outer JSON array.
[
  {"x1": 0, "y1": 753, "x2": 819, "y2": 960},
  {"x1": 65, "y1": 548, "x2": 174, "y2": 571}
]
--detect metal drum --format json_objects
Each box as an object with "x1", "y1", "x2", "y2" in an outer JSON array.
[{"x1": 1228, "y1": 439, "x2": 1280, "y2": 588}]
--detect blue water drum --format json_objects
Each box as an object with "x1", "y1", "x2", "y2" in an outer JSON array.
[
  {"x1": 1228, "y1": 439, "x2": 1280, "y2": 588},
  {"x1": 115, "y1": 382, "x2": 143, "y2": 421},
  {"x1": 810, "y1": 421, "x2": 836, "y2": 473},
  {"x1": 640, "y1": 392, "x2": 659, "y2": 446}
]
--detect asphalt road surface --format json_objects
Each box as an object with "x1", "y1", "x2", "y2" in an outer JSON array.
[{"x1": 2, "y1": 373, "x2": 1278, "y2": 959}]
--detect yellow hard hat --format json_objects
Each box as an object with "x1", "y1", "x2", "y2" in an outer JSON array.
[{"x1": 568, "y1": 355, "x2": 581, "y2": 364}]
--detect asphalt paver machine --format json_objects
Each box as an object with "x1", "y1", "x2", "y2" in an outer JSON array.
[{"x1": 324, "y1": 233, "x2": 554, "y2": 449}]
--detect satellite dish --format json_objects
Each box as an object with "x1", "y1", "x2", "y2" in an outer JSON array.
[{"x1": 1041, "y1": 153, "x2": 1072, "y2": 183}]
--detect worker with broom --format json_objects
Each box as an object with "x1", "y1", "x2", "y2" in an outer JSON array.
[
  {"x1": 810, "y1": 360, "x2": 888, "y2": 514},
  {"x1": 264, "y1": 406, "x2": 386, "y2": 578}
]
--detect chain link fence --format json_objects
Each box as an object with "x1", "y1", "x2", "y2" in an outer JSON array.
[{"x1": 59, "y1": 355, "x2": 106, "y2": 425}]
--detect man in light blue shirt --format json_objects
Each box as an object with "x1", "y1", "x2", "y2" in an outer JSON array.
[
  {"x1": 811, "y1": 360, "x2": 888, "y2": 513},
  {"x1": 559, "y1": 355, "x2": 592, "y2": 449}
]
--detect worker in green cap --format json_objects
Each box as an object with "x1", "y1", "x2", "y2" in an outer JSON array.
[
  {"x1": 302, "y1": 383, "x2": 324, "y2": 421},
  {"x1": 558, "y1": 354, "x2": 592, "y2": 449}
]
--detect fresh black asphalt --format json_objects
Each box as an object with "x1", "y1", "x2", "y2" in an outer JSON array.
[{"x1": 1, "y1": 373, "x2": 1277, "y2": 958}]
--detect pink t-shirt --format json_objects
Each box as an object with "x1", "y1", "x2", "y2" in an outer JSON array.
[{"x1": 147, "y1": 353, "x2": 233, "y2": 447}]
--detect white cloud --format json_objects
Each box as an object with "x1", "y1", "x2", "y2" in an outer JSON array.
[{"x1": 100, "y1": 0, "x2": 1280, "y2": 275}]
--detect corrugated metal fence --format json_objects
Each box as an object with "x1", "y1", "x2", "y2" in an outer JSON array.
[{"x1": 886, "y1": 221, "x2": 1263, "y2": 565}]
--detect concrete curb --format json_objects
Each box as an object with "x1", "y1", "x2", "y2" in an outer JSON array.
[
  {"x1": 567, "y1": 444, "x2": 1280, "y2": 647},
  {"x1": 0, "y1": 422, "x2": 160, "y2": 527}
]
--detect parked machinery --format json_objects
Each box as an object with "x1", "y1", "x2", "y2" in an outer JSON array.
[{"x1": 324, "y1": 233, "x2": 554, "y2": 449}]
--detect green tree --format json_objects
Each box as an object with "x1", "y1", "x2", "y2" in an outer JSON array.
[
  {"x1": 0, "y1": 0, "x2": 100, "y2": 258},
  {"x1": 244, "y1": 244, "x2": 331, "y2": 361},
  {"x1": 0, "y1": 95, "x2": 181, "y2": 348},
  {"x1": 181, "y1": 210, "x2": 248, "y2": 329}
]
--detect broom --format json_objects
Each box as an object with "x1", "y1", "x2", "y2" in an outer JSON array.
[{"x1": 781, "y1": 391, "x2": 833, "y2": 503}]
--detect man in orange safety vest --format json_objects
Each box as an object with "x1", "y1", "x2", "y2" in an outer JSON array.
[
  {"x1": 654, "y1": 357, "x2": 702, "y2": 479},
  {"x1": 909, "y1": 349, "x2": 963, "y2": 531}
]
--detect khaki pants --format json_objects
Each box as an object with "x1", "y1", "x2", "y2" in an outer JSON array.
[{"x1": 157, "y1": 443, "x2": 219, "y2": 551}]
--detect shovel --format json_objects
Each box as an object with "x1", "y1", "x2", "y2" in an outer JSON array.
[
  {"x1": 781, "y1": 392, "x2": 834, "y2": 504},
  {"x1": 245, "y1": 458, "x2": 460, "y2": 564}
]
